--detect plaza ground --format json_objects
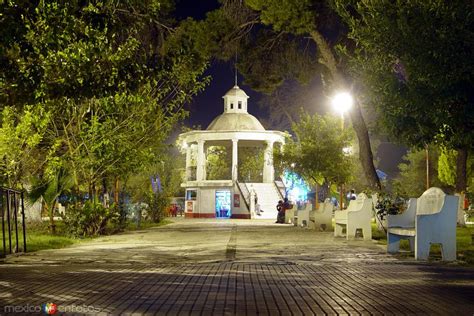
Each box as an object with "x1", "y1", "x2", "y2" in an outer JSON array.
[{"x1": 1, "y1": 218, "x2": 473, "y2": 315}]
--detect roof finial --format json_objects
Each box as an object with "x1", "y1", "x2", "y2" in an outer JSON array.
[{"x1": 234, "y1": 51, "x2": 238, "y2": 87}]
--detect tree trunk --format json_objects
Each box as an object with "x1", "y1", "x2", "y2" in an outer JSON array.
[
  {"x1": 350, "y1": 103, "x2": 382, "y2": 190},
  {"x1": 49, "y1": 200, "x2": 56, "y2": 234},
  {"x1": 114, "y1": 177, "x2": 119, "y2": 205},
  {"x1": 455, "y1": 147, "x2": 468, "y2": 193},
  {"x1": 309, "y1": 30, "x2": 381, "y2": 191}
]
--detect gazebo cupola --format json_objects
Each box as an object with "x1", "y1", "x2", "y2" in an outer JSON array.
[{"x1": 223, "y1": 85, "x2": 249, "y2": 113}]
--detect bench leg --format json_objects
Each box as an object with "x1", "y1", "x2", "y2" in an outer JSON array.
[
  {"x1": 387, "y1": 233, "x2": 401, "y2": 253},
  {"x1": 346, "y1": 225, "x2": 356, "y2": 240},
  {"x1": 334, "y1": 224, "x2": 344, "y2": 237},
  {"x1": 363, "y1": 226, "x2": 372, "y2": 240},
  {"x1": 415, "y1": 237, "x2": 430, "y2": 260},
  {"x1": 408, "y1": 237, "x2": 415, "y2": 251},
  {"x1": 440, "y1": 239, "x2": 456, "y2": 261}
]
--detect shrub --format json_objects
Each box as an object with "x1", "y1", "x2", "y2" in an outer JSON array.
[
  {"x1": 62, "y1": 201, "x2": 119, "y2": 237},
  {"x1": 144, "y1": 190, "x2": 169, "y2": 223}
]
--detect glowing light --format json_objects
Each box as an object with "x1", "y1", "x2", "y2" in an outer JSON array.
[
  {"x1": 331, "y1": 92, "x2": 353, "y2": 114},
  {"x1": 282, "y1": 170, "x2": 310, "y2": 202}
]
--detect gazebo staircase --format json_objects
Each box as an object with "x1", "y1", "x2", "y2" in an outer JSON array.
[{"x1": 245, "y1": 183, "x2": 282, "y2": 219}]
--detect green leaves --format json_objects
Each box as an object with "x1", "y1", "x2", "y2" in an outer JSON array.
[
  {"x1": 0, "y1": 105, "x2": 50, "y2": 187},
  {"x1": 0, "y1": 0, "x2": 209, "y2": 202},
  {"x1": 275, "y1": 111, "x2": 354, "y2": 186},
  {"x1": 246, "y1": 0, "x2": 316, "y2": 35},
  {"x1": 336, "y1": 0, "x2": 474, "y2": 150}
]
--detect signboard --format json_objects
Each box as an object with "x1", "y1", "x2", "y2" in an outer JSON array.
[
  {"x1": 233, "y1": 194, "x2": 240, "y2": 207},
  {"x1": 186, "y1": 201, "x2": 194, "y2": 213}
]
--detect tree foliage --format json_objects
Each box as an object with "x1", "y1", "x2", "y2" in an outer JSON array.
[
  {"x1": 0, "y1": 0, "x2": 209, "y2": 233},
  {"x1": 238, "y1": 147, "x2": 264, "y2": 182},
  {"x1": 275, "y1": 112, "x2": 354, "y2": 186},
  {"x1": 207, "y1": 146, "x2": 232, "y2": 180},
  {"x1": 392, "y1": 146, "x2": 447, "y2": 198},
  {"x1": 438, "y1": 148, "x2": 457, "y2": 187},
  {"x1": 335, "y1": 0, "x2": 474, "y2": 191}
]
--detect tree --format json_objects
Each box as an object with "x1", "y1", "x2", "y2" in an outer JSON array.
[
  {"x1": 275, "y1": 112, "x2": 354, "y2": 187},
  {"x1": 0, "y1": 105, "x2": 50, "y2": 188},
  {"x1": 0, "y1": 1, "x2": 209, "y2": 234},
  {"x1": 438, "y1": 148, "x2": 457, "y2": 187},
  {"x1": 242, "y1": 0, "x2": 381, "y2": 190},
  {"x1": 1, "y1": 1, "x2": 207, "y2": 180},
  {"x1": 207, "y1": 146, "x2": 231, "y2": 180},
  {"x1": 238, "y1": 147, "x2": 264, "y2": 182},
  {"x1": 335, "y1": 0, "x2": 474, "y2": 193},
  {"x1": 392, "y1": 146, "x2": 449, "y2": 198}
]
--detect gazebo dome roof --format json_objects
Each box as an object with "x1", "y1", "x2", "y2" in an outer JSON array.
[
  {"x1": 224, "y1": 85, "x2": 249, "y2": 98},
  {"x1": 207, "y1": 113, "x2": 265, "y2": 131}
]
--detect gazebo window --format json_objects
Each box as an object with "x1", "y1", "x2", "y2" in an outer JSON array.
[
  {"x1": 230, "y1": 103, "x2": 234, "y2": 109},
  {"x1": 238, "y1": 101, "x2": 242, "y2": 109}
]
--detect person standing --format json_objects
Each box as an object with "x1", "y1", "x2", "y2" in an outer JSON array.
[
  {"x1": 276, "y1": 200, "x2": 284, "y2": 223},
  {"x1": 349, "y1": 189, "x2": 357, "y2": 201}
]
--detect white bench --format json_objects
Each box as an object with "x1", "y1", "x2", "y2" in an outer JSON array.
[
  {"x1": 387, "y1": 187, "x2": 458, "y2": 261},
  {"x1": 285, "y1": 205, "x2": 296, "y2": 224},
  {"x1": 292, "y1": 204, "x2": 309, "y2": 227},
  {"x1": 334, "y1": 193, "x2": 372, "y2": 240},
  {"x1": 308, "y1": 198, "x2": 334, "y2": 231}
]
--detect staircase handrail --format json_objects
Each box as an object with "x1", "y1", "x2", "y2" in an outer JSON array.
[
  {"x1": 274, "y1": 180, "x2": 286, "y2": 200},
  {"x1": 236, "y1": 181, "x2": 250, "y2": 211}
]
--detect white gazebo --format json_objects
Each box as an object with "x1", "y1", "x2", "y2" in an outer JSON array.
[{"x1": 179, "y1": 85, "x2": 287, "y2": 219}]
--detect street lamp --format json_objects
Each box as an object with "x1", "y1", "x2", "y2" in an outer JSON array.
[
  {"x1": 331, "y1": 91, "x2": 353, "y2": 129},
  {"x1": 331, "y1": 91, "x2": 353, "y2": 209}
]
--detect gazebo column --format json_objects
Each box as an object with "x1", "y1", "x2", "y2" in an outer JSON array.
[
  {"x1": 196, "y1": 140, "x2": 206, "y2": 181},
  {"x1": 263, "y1": 140, "x2": 275, "y2": 183},
  {"x1": 232, "y1": 139, "x2": 238, "y2": 181},
  {"x1": 185, "y1": 142, "x2": 192, "y2": 180}
]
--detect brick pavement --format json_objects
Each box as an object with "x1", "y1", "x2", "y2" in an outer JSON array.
[{"x1": 0, "y1": 219, "x2": 473, "y2": 315}]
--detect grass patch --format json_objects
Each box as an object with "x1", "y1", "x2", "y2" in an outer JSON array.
[
  {"x1": 26, "y1": 233, "x2": 78, "y2": 252},
  {"x1": 1, "y1": 218, "x2": 172, "y2": 256},
  {"x1": 372, "y1": 222, "x2": 474, "y2": 265},
  {"x1": 124, "y1": 219, "x2": 173, "y2": 231}
]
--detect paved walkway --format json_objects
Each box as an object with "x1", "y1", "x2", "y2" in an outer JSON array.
[{"x1": 1, "y1": 218, "x2": 473, "y2": 315}]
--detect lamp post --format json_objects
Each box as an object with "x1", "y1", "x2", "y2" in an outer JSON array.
[{"x1": 331, "y1": 91, "x2": 353, "y2": 210}]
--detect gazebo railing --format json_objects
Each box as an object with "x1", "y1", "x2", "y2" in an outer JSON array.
[
  {"x1": 236, "y1": 181, "x2": 250, "y2": 211},
  {"x1": 1, "y1": 187, "x2": 27, "y2": 258},
  {"x1": 274, "y1": 180, "x2": 286, "y2": 200}
]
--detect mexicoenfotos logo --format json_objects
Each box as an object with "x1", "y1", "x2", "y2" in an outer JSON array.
[
  {"x1": 42, "y1": 303, "x2": 58, "y2": 315},
  {"x1": 3, "y1": 303, "x2": 100, "y2": 314}
]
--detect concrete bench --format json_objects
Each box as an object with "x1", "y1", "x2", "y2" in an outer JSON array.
[
  {"x1": 285, "y1": 205, "x2": 296, "y2": 224},
  {"x1": 334, "y1": 193, "x2": 372, "y2": 240},
  {"x1": 292, "y1": 204, "x2": 309, "y2": 227},
  {"x1": 387, "y1": 187, "x2": 458, "y2": 261},
  {"x1": 308, "y1": 198, "x2": 334, "y2": 231}
]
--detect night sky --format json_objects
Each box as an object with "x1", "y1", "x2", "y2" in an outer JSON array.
[
  {"x1": 174, "y1": 0, "x2": 407, "y2": 177},
  {"x1": 183, "y1": 62, "x2": 265, "y2": 130}
]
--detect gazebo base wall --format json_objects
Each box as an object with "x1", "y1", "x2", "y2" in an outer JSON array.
[
  {"x1": 185, "y1": 213, "x2": 216, "y2": 218},
  {"x1": 230, "y1": 214, "x2": 251, "y2": 219}
]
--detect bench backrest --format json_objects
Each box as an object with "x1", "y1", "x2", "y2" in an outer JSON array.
[
  {"x1": 320, "y1": 198, "x2": 334, "y2": 213},
  {"x1": 347, "y1": 193, "x2": 371, "y2": 213},
  {"x1": 417, "y1": 187, "x2": 446, "y2": 215},
  {"x1": 387, "y1": 198, "x2": 417, "y2": 228}
]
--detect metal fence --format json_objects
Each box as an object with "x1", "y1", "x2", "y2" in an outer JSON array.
[{"x1": 1, "y1": 187, "x2": 27, "y2": 258}]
